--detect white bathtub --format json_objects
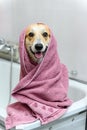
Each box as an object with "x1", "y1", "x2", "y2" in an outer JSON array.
[{"x1": 0, "y1": 58, "x2": 87, "y2": 130}]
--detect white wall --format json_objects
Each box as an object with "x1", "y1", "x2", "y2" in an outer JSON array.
[
  {"x1": 0, "y1": 0, "x2": 87, "y2": 81},
  {"x1": 0, "y1": 0, "x2": 13, "y2": 40}
]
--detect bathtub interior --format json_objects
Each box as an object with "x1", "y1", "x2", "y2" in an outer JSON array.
[
  {"x1": 0, "y1": 59, "x2": 11, "y2": 109},
  {"x1": 10, "y1": 61, "x2": 20, "y2": 103},
  {"x1": 68, "y1": 83, "x2": 86, "y2": 102},
  {"x1": 0, "y1": 59, "x2": 20, "y2": 109}
]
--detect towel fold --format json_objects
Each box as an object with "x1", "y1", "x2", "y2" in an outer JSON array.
[{"x1": 5, "y1": 25, "x2": 72, "y2": 130}]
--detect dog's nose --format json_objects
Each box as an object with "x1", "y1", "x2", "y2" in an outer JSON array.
[{"x1": 35, "y1": 43, "x2": 43, "y2": 50}]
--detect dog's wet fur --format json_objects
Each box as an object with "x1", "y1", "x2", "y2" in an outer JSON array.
[{"x1": 25, "y1": 23, "x2": 51, "y2": 64}]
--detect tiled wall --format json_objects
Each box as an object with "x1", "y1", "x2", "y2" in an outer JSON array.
[{"x1": 0, "y1": 0, "x2": 87, "y2": 81}]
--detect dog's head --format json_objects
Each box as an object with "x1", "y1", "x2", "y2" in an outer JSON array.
[{"x1": 25, "y1": 23, "x2": 51, "y2": 64}]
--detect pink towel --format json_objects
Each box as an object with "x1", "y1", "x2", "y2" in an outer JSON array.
[{"x1": 5, "y1": 25, "x2": 72, "y2": 129}]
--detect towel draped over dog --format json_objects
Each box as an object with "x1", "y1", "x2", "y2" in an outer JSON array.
[{"x1": 5, "y1": 26, "x2": 72, "y2": 129}]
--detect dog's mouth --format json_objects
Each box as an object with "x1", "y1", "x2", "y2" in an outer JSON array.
[
  {"x1": 35, "y1": 52, "x2": 43, "y2": 59},
  {"x1": 30, "y1": 46, "x2": 48, "y2": 59}
]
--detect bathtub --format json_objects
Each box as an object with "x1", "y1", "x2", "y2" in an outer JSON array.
[{"x1": 0, "y1": 58, "x2": 87, "y2": 130}]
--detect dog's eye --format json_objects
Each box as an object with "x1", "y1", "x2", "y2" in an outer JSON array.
[
  {"x1": 42, "y1": 32, "x2": 48, "y2": 37},
  {"x1": 28, "y1": 32, "x2": 34, "y2": 37}
]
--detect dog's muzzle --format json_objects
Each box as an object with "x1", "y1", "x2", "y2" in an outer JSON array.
[
  {"x1": 35, "y1": 43, "x2": 43, "y2": 51},
  {"x1": 30, "y1": 44, "x2": 48, "y2": 59}
]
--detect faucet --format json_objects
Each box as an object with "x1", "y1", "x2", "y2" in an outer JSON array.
[
  {"x1": 0, "y1": 39, "x2": 11, "y2": 53},
  {"x1": 0, "y1": 37, "x2": 19, "y2": 62},
  {"x1": 0, "y1": 37, "x2": 5, "y2": 50}
]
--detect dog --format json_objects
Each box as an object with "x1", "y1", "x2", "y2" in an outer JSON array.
[{"x1": 25, "y1": 23, "x2": 51, "y2": 64}]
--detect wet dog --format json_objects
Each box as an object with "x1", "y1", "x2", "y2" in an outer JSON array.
[{"x1": 25, "y1": 23, "x2": 51, "y2": 64}]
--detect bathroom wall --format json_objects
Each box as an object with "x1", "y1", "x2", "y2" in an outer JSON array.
[
  {"x1": 0, "y1": 0, "x2": 87, "y2": 81},
  {"x1": 0, "y1": 0, "x2": 13, "y2": 40}
]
